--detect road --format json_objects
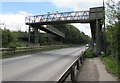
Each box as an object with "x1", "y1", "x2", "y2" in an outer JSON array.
[{"x1": 2, "y1": 46, "x2": 86, "y2": 81}]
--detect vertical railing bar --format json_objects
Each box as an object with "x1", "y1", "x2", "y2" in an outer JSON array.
[
  {"x1": 80, "y1": 56, "x2": 83, "y2": 64},
  {"x1": 76, "y1": 59, "x2": 80, "y2": 70},
  {"x1": 71, "y1": 65, "x2": 76, "y2": 82}
]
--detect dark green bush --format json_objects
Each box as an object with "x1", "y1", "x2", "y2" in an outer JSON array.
[{"x1": 84, "y1": 49, "x2": 97, "y2": 58}]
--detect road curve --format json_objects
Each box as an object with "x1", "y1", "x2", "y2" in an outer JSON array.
[{"x1": 2, "y1": 46, "x2": 86, "y2": 81}]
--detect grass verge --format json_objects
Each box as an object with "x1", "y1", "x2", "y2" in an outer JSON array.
[
  {"x1": 1, "y1": 45, "x2": 79, "y2": 59},
  {"x1": 102, "y1": 56, "x2": 120, "y2": 80}
]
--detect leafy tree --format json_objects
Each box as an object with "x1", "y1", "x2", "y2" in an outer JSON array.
[
  {"x1": 104, "y1": 0, "x2": 120, "y2": 64},
  {"x1": 52, "y1": 24, "x2": 91, "y2": 44},
  {"x1": 2, "y1": 29, "x2": 17, "y2": 47}
]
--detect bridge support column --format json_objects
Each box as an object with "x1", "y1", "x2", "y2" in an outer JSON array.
[
  {"x1": 28, "y1": 25, "x2": 31, "y2": 44},
  {"x1": 90, "y1": 22, "x2": 96, "y2": 50},
  {"x1": 96, "y1": 19, "x2": 102, "y2": 54},
  {"x1": 34, "y1": 28, "x2": 39, "y2": 44}
]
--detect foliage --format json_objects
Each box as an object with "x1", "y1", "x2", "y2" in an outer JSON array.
[
  {"x1": 102, "y1": 56, "x2": 120, "y2": 79},
  {"x1": 113, "y1": 22, "x2": 120, "y2": 59},
  {"x1": 1, "y1": 24, "x2": 91, "y2": 47},
  {"x1": 53, "y1": 24, "x2": 91, "y2": 44},
  {"x1": 2, "y1": 29, "x2": 18, "y2": 47},
  {"x1": 104, "y1": 0, "x2": 120, "y2": 60},
  {"x1": 38, "y1": 33, "x2": 55, "y2": 45},
  {"x1": 101, "y1": 1, "x2": 120, "y2": 79},
  {"x1": 8, "y1": 41, "x2": 27, "y2": 48},
  {"x1": 84, "y1": 48, "x2": 97, "y2": 58},
  {"x1": 1, "y1": 29, "x2": 27, "y2": 48}
]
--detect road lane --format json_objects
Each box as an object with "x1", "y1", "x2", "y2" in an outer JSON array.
[{"x1": 2, "y1": 46, "x2": 86, "y2": 81}]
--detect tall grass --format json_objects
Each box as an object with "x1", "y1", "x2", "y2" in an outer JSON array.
[{"x1": 102, "y1": 56, "x2": 120, "y2": 80}]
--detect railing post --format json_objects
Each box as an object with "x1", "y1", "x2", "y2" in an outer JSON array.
[
  {"x1": 76, "y1": 60, "x2": 80, "y2": 70},
  {"x1": 82, "y1": 54, "x2": 85, "y2": 61},
  {"x1": 80, "y1": 56, "x2": 83, "y2": 64},
  {"x1": 71, "y1": 65, "x2": 76, "y2": 82}
]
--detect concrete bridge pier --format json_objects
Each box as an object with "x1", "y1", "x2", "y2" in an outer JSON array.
[
  {"x1": 90, "y1": 21, "x2": 96, "y2": 50},
  {"x1": 90, "y1": 20, "x2": 102, "y2": 54},
  {"x1": 90, "y1": 7, "x2": 104, "y2": 54},
  {"x1": 28, "y1": 25, "x2": 31, "y2": 44},
  {"x1": 28, "y1": 25, "x2": 39, "y2": 46},
  {"x1": 34, "y1": 27, "x2": 39, "y2": 44},
  {"x1": 95, "y1": 19, "x2": 102, "y2": 54}
]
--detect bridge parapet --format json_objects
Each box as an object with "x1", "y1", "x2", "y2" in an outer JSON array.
[
  {"x1": 25, "y1": 11, "x2": 89, "y2": 24},
  {"x1": 89, "y1": 7, "x2": 104, "y2": 20}
]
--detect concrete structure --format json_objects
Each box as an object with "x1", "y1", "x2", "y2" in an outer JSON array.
[
  {"x1": 25, "y1": 6, "x2": 104, "y2": 54},
  {"x1": 89, "y1": 7, "x2": 104, "y2": 53}
]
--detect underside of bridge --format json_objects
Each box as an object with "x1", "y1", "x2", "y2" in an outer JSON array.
[{"x1": 25, "y1": 6, "x2": 104, "y2": 54}]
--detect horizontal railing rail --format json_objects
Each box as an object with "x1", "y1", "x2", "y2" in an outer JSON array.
[
  {"x1": 57, "y1": 50, "x2": 86, "y2": 82},
  {"x1": 25, "y1": 11, "x2": 89, "y2": 24},
  {"x1": 1, "y1": 45, "x2": 67, "y2": 55}
]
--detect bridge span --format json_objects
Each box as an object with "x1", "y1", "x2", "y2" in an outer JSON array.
[
  {"x1": 25, "y1": 11, "x2": 90, "y2": 25},
  {"x1": 25, "y1": 6, "x2": 104, "y2": 54}
]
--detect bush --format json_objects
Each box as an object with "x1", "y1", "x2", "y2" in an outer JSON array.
[
  {"x1": 8, "y1": 41, "x2": 27, "y2": 48},
  {"x1": 84, "y1": 49, "x2": 97, "y2": 58},
  {"x1": 8, "y1": 42, "x2": 17, "y2": 48}
]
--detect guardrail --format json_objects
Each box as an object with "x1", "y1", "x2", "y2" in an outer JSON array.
[
  {"x1": 0, "y1": 45, "x2": 66, "y2": 55},
  {"x1": 57, "y1": 50, "x2": 86, "y2": 82}
]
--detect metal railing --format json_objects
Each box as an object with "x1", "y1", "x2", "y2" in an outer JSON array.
[
  {"x1": 57, "y1": 50, "x2": 86, "y2": 82},
  {"x1": 25, "y1": 11, "x2": 89, "y2": 24},
  {"x1": 1, "y1": 45, "x2": 66, "y2": 55}
]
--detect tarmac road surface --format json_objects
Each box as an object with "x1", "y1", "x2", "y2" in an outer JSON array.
[{"x1": 2, "y1": 46, "x2": 86, "y2": 81}]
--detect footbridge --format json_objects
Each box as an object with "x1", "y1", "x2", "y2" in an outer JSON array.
[
  {"x1": 25, "y1": 11, "x2": 89, "y2": 24},
  {"x1": 25, "y1": 6, "x2": 104, "y2": 53}
]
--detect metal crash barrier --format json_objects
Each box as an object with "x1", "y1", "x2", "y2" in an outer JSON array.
[{"x1": 57, "y1": 51, "x2": 85, "y2": 82}]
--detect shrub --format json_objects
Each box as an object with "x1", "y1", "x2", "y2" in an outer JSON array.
[{"x1": 84, "y1": 49, "x2": 97, "y2": 58}]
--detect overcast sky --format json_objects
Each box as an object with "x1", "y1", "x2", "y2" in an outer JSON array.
[{"x1": 0, "y1": 0, "x2": 119, "y2": 37}]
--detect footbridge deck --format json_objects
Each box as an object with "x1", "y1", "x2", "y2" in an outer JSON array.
[{"x1": 25, "y1": 11, "x2": 90, "y2": 25}]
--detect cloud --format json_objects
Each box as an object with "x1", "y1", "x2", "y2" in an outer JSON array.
[
  {"x1": 51, "y1": 0, "x2": 103, "y2": 10},
  {"x1": 19, "y1": 11, "x2": 32, "y2": 15},
  {"x1": 1, "y1": 0, "x2": 51, "y2": 2},
  {"x1": 0, "y1": 11, "x2": 32, "y2": 31},
  {"x1": 71, "y1": 23, "x2": 91, "y2": 37}
]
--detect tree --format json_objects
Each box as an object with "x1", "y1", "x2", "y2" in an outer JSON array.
[
  {"x1": 53, "y1": 24, "x2": 91, "y2": 44},
  {"x1": 104, "y1": 0, "x2": 120, "y2": 64},
  {"x1": 2, "y1": 29, "x2": 17, "y2": 47}
]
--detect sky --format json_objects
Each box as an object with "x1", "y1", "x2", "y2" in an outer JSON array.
[{"x1": 1, "y1": 0, "x2": 118, "y2": 37}]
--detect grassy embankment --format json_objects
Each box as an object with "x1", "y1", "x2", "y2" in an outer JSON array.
[{"x1": 102, "y1": 56, "x2": 120, "y2": 80}]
